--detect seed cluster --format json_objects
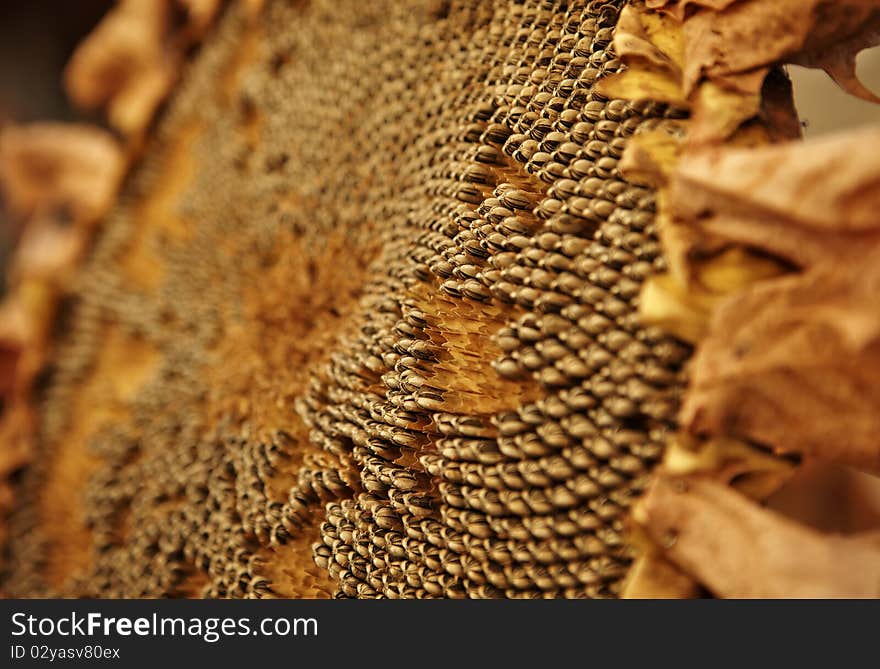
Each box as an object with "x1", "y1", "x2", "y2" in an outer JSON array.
[{"x1": 3, "y1": 0, "x2": 688, "y2": 598}]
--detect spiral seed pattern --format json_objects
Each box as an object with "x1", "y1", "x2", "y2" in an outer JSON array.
[{"x1": 3, "y1": 0, "x2": 688, "y2": 599}]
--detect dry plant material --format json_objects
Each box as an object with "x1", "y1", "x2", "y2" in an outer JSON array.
[
  {"x1": 65, "y1": 0, "x2": 232, "y2": 136},
  {"x1": 600, "y1": 0, "x2": 879, "y2": 144},
  {"x1": 0, "y1": 0, "x2": 228, "y2": 565},
  {"x1": 674, "y1": 129, "x2": 880, "y2": 475},
  {"x1": 0, "y1": 124, "x2": 123, "y2": 226},
  {"x1": 0, "y1": 124, "x2": 125, "y2": 556},
  {"x1": 612, "y1": 2, "x2": 880, "y2": 597},
  {"x1": 0, "y1": 123, "x2": 124, "y2": 396},
  {"x1": 676, "y1": 0, "x2": 880, "y2": 103},
  {"x1": 2, "y1": 0, "x2": 692, "y2": 599},
  {"x1": 637, "y1": 475, "x2": 880, "y2": 598},
  {"x1": 2, "y1": 0, "x2": 877, "y2": 600}
]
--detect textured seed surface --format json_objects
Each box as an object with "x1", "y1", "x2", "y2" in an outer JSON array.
[{"x1": 2, "y1": 0, "x2": 689, "y2": 599}]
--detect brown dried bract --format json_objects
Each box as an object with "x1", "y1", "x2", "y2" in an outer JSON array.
[
  {"x1": 0, "y1": 123, "x2": 123, "y2": 226},
  {"x1": 678, "y1": 0, "x2": 880, "y2": 102},
  {"x1": 65, "y1": 0, "x2": 227, "y2": 136},
  {"x1": 645, "y1": 0, "x2": 738, "y2": 21},
  {"x1": 604, "y1": 1, "x2": 879, "y2": 145},
  {"x1": 637, "y1": 474, "x2": 880, "y2": 598},
  {"x1": 670, "y1": 127, "x2": 880, "y2": 268},
  {"x1": 668, "y1": 127, "x2": 880, "y2": 474},
  {"x1": 615, "y1": 2, "x2": 880, "y2": 598},
  {"x1": 683, "y1": 254, "x2": 880, "y2": 475}
]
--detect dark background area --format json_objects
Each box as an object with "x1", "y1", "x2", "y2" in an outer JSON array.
[{"x1": 0, "y1": 0, "x2": 112, "y2": 122}]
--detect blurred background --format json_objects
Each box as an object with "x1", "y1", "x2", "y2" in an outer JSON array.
[
  {"x1": 790, "y1": 49, "x2": 880, "y2": 136},
  {"x1": 0, "y1": 1, "x2": 111, "y2": 123},
  {"x1": 0, "y1": 0, "x2": 113, "y2": 293},
  {"x1": 0, "y1": 1, "x2": 878, "y2": 292}
]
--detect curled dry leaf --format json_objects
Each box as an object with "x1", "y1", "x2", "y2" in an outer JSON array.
[
  {"x1": 599, "y1": 3, "x2": 801, "y2": 145},
  {"x1": 619, "y1": 124, "x2": 686, "y2": 188},
  {"x1": 0, "y1": 123, "x2": 124, "y2": 225},
  {"x1": 65, "y1": 0, "x2": 226, "y2": 136},
  {"x1": 678, "y1": 0, "x2": 880, "y2": 102},
  {"x1": 637, "y1": 475, "x2": 880, "y2": 598},
  {"x1": 597, "y1": 5, "x2": 687, "y2": 107},
  {"x1": 624, "y1": 432, "x2": 795, "y2": 599},
  {"x1": 664, "y1": 127, "x2": 880, "y2": 474},
  {"x1": 606, "y1": 0, "x2": 876, "y2": 144},
  {"x1": 624, "y1": 128, "x2": 789, "y2": 345},
  {"x1": 670, "y1": 127, "x2": 880, "y2": 268},
  {"x1": 682, "y1": 254, "x2": 880, "y2": 475},
  {"x1": 645, "y1": 0, "x2": 738, "y2": 21},
  {"x1": 624, "y1": 433, "x2": 796, "y2": 598},
  {"x1": 616, "y1": 2, "x2": 880, "y2": 599}
]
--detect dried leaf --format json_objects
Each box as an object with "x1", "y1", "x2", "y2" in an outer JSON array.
[
  {"x1": 689, "y1": 79, "x2": 762, "y2": 145},
  {"x1": 670, "y1": 126, "x2": 880, "y2": 268},
  {"x1": 679, "y1": 0, "x2": 880, "y2": 101},
  {"x1": 596, "y1": 5, "x2": 689, "y2": 106},
  {"x1": 615, "y1": 4, "x2": 684, "y2": 71},
  {"x1": 668, "y1": 128, "x2": 880, "y2": 473},
  {"x1": 623, "y1": 2, "x2": 880, "y2": 599},
  {"x1": 640, "y1": 246, "x2": 785, "y2": 345},
  {"x1": 64, "y1": 0, "x2": 226, "y2": 135},
  {"x1": 602, "y1": 3, "x2": 800, "y2": 144},
  {"x1": 790, "y1": 4, "x2": 880, "y2": 103},
  {"x1": 623, "y1": 553, "x2": 701, "y2": 599},
  {"x1": 595, "y1": 69, "x2": 686, "y2": 107},
  {"x1": 645, "y1": 0, "x2": 739, "y2": 22},
  {"x1": 682, "y1": 254, "x2": 880, "y2": 475},
  {"x1": 637, "y1": 475, "x2": 880, "y2": 598},
  {"x1": 0, "y1": 123, "x2": 124, "y2": 225}
]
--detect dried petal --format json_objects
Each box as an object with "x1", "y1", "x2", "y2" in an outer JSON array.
[
  {"x1": 645, "y1": 0, "x2": 739, "y2": 22},
  {"x1": 64, "y1": 0, "x2": 226, "y2": 135},
  {"x1": 682, "y1": 254, "x2": 880, "y2": 475},
  {"x1": 679, "y1": 0, "x2": 880, "y2": 101},
  {"x1": 623, "y1": 554, "x2": 700, "y2": 599},
  {"x1": 671, "y1": 126, "x2": 880, "y2": 267},
  {"x1": 596, "y1": 5, "x2": 688, "y2": 106},
  {"x1": 0, "y1": 124, "x2": 124, "y2": 224},
  {"x1": 638, "y1": 475, "x2": 880, "y2": 598}
]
